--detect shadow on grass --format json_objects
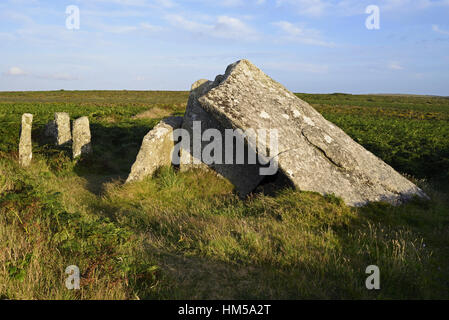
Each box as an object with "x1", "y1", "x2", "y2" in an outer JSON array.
[
  {"x1": 73, "y1": 123, "x2": 152, "y2": 195},
  {"x1": 33, "y1": 121, "x2": 155, "y2": 195},
  {"x1": 88, "y1": 169, "x2": 449, "y2": 299}
]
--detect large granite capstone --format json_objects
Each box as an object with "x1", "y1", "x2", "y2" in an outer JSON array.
[{"x1": 185, "y1": 59, "x2": 428, "y2": 206}]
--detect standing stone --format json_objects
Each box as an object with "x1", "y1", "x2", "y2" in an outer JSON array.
[
  {"x1": 126, "y1": 116, "x2": 183, "y2": 183},
  {"x1": 188, "y1": 59, "x2": 428, "y2": 206},
  {"x1": 19, "y1": 113, "x2": 33, "y2": 167},
  {"x1": 55, "y1": 112, "x2": 72, "y2": 145},
  {"x1": 72, "y1": 116, "x2": 92, "y2": 159},
  {"x1": 44, "y1": 112, "x2": 72, "y2": 146}
]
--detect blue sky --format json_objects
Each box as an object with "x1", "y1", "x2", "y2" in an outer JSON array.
[{"x1": 1, "y1": 0, "x2": 448, "y2": 95}]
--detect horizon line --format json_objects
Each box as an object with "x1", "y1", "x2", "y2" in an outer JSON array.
[{"x1": 0, "y1": 90, "x2": 447, "y2": 98}]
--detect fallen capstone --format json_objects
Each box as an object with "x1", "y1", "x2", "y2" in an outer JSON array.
[
  {"x1": 180, "y1": 79, "x2": 264, "y2": 197},
  {"x1": 126, "y1": 116, "x2": 184, "y2": 183},
  {"x1": 189, "y1": 59, "x2": 428, "y2": 206},
  {"x1": 45, "y1": 112, "x2": 71, "y2": 146},
  {"x1": 72, "y1": 116, "x2": 92, "y2": 159},
  {"x1": 19, "y1": 113, "x2": 33, "y2": 167}
]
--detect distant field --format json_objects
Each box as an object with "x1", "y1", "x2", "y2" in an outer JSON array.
[{"x1": 1, "y1": 91, "x2": 448, "y2": 299}]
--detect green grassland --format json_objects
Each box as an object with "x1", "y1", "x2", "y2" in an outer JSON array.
[{"x1": 0, "y1": 90, "x2": 448, "y2": 299}]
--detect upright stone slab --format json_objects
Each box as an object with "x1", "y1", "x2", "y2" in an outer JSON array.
[
  {"x1": 72, "y1": 116, "x2": 92, "y2": 159},
  {"x1": 44, "y1": 112, "x2": 72, "y2": 146},
  {"x1": 55, "y1": 112, "x2": 72, "y2": 145},
  {"x1": 191, "y1": 59, "x2": 428, "y2": 206},
  {"x1": 19, "y1": 113, "x2": 33, "y2": 167},
  {"x1": 126, "y1": 116, "x2": 183, "y2": 183},
  {"x1": 180, "y1": 79, "x2": 264, "y2": 197}
]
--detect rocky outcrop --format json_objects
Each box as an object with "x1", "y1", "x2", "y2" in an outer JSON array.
[
  {"x1": 19, "y1": 113, "x2": 33, "y2": 167},
  {"x1": 185, "y1": 59, "x2": 428, "y2": 206},
  {"x1": 72, "y1": 116, "x2": 92, "y2": 159},
  {"x1": 126, "y1": 116, "x2": 183, "y2": 183}
]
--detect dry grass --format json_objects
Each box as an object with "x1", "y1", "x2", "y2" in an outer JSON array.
[{"x1": 131, "y1": 107, "x2": 173, "y2": 120}]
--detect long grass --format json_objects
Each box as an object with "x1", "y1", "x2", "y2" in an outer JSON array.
[{"x1": 0, "y1": 91, "x2": 448, "y2": 299}]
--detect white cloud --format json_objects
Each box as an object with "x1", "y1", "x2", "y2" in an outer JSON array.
[
  {"x1": 153, "y1": 0, "x2": 176, "y2": 8},
  {"x1": 140, "y1": 22, "x2": 163, "y2": 32},
  {"x1": 389, "y1": 62, "x2": 404, "y2": 70},
  {"x1": 273, "y1": 21, "x2": 334, "y2": 47},
  {"x1": 166, "y1": 14, "x2": 206, "y2": 32},
  {"x1": 265, "y1": 61, "x2": 329, "y2": 73},
  {"x1": 275, "y1": 0, "x2": 449, "y2": 17},
  {"x1": 433, "y1": 24, "x2": 449, "y2": 36},
  {"x1": 3, "y1": 67, "x2": 79, "y2": 81},
  {"x1": 219, "y1": 0, "x2": 244, "y2": 7},
  {"x1": 166, "y1": 14, "x2": 258, "y2": 41},
  {"x1": 0, "y1": 32, "x2": 15, "y2": 40},
  {"x1": 273, "y1": 21, "x2": 304, "y2": 37},
  {"x1": 82, "y1": 9, "x2": 149, "y2": 18},
  {"x1": 89, "y1": 21, "x2": 163, "y2": 34},
  {"x1": 192, "y1": 0, "x2": 264, "y2": 7},
  {"x1": 214, "y1": 16, "x2": 256, "y2": 38},
  {"x1": 46, "y1": 73, "x2": 79, "y2": 81},
  {"x1": 275, "y1": 0, "x2": 330, "y2": 17},
  {"x1": 381, "y1": 0, "x2": 449, "y2": 10},
  {"x1": 5, "y1": 67, "x2": 27, "y2": 76},
  {"x1": 0, "y1": 10, "x2": 34, "y2": 24},
  {"x1": 86, "y1": 0, "x2": 150, "y2": 6},
  {"x1": 85, "y1": 0, "x2": 176, "y2": 8},
  {"x1": 99, "y1": 25, "x2": 139, "y2": 34},
  {"x1": 8, "y1": 0, "x2": 39, "y2": 3}
]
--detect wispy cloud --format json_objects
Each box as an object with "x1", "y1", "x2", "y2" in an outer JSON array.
[
  {"x1": 0, "y1": 9, "x2": 34, "y2": 24},
  {"x1": 433, "y1": 24, "x2": 449, "y2": 36},
  {"x1": 3, "y1": 67, "x2": 78, "y2": 81},
  {"x1": 93, "y1": 22, "x2": 163, "y2": 34},
  {"x1": 192, "y1": 0, "x2": 266, "y2": 7},
  {"x1": 275, "y1": 0, "x2": 449, "y2": 17},
  {"x1": 389, "y1": 62, "x2": 404, "y2": 70},
  {"x1": 4, "y1": 67, "x2": 27, "y2": 76},
  {"x1": 0, "y1": 31, "x2": 16, "y2": 40},
  {"x1": 38, "y1": 73, "x2": 80, "y2": 81},
  {"x1": 153, "y1": 0, "x2": 176, "y2": 8},
  {"x1": 272, "y1": 21, "x2": 334, "y2": 47},
  {"x1": 276, "y1": 0, "x2": 329, "y2": 17},
  {"x1": 82, "y1": 0, "x2": 176, "y2": 8},
  {"x1": 84, "y1": 0, "x2": 150, "y2": 6},
  {"x1": 166, "y1": 14, "x2": 259, "y2": 41},
  {"x1": 220, "y1": 0, "x2": 244, "y2": 7},
  {"x1": 264, "y1": 61, "x2": 329, "y2": 73}
]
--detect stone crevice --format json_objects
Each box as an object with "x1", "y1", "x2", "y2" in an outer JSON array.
[{"x1": 300, "y1": 129, "x2": 346, "y2": 171}]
